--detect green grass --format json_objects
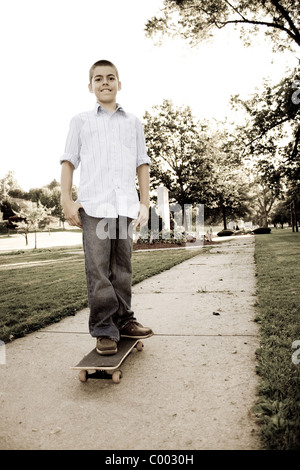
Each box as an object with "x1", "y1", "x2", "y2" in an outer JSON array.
[
  {"x1": 0, "y1": 245, "x2": 205, "y2": 343},
  {"x1": 253, "y1": 229, "x2": 300, "y2": 450}
]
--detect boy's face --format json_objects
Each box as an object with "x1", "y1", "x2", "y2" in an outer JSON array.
[{"x1": 88, "y1": 65, "x2": 121, "y2": 106}]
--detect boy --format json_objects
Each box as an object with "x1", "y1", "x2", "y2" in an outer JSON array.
[{"x1": 60, "y1": 59, "x2": 153, "y2": 355}]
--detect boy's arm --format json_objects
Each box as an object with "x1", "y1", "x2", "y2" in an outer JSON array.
[
  {"x1": 134, "y1": 164, "x2": 150, "y2": 229},
  {"x1": 60, "y1": 161, "x2": 82, "y2": 228}
]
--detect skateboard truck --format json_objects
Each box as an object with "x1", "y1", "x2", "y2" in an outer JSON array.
[{"x1": 78, "y1": 369, "x2": 123, "y2": 383}]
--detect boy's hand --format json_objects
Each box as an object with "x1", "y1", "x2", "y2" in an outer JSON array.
[
  {"x1": 62, "y1": 200, "x2": 83, "y2": 228},
  {"x1": 133, "y1": 203, "x2": 149, "y2": 230}
]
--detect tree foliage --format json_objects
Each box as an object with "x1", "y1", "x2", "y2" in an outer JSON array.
[
  {"x1": 0, "y1": 171, "x2": 20, "y2": 201},
  {"x1": 145, "y1": 0, "x2": 300, "y2": 51},
  {"x1": 227, "y1": 68, "x2": 300, "y2": 226},
  {"x1": 143, "y1": 99, "x2": 212, "y2": 206},
  {"x1": 232, "y1": 67, "x2": 300, "y2": 192},
  {"x1": 143, "y1": 100, "x2": 252, "y2": 227},
  {"x1": 204, "y1": 127, "x2": 253, "y2": 227},
  {"x1": 15, "y1": 200, "x2": 54, "y2": 248},
  {"x1": 145, "y1": 0, "x2": 300, "y2": 229}
]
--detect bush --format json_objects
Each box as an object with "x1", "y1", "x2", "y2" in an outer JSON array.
[
  {"x1": 252, "y1": 227, "x2": 272, "y2": 234},
  {"x1": 217, "y1": 229, "x2": 234, "y2": 237}
]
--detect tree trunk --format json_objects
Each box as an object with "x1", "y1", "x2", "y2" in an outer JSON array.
[
  {"x1": 261, "y1": 213, "x2": 269, "y2": 227},
  {"x1": 222, "y1": 205, "x2": 227, "y2": 230}
]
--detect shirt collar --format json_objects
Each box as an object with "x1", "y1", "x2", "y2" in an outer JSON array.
[{"x1": 94, "y1": 103, "x2": 126, "y2": 115}]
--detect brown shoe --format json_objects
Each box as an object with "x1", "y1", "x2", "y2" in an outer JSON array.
[
  {"x1": 96, "y1": 337, "x2": 118, "y2": 355},
  {"x1": 120, "y1": 321, "x2": 153, "y2": 339}
]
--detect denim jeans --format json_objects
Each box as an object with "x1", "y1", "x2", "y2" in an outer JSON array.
[{"x1": 80, "y1": 209, "x2": 135, "y2": 342}]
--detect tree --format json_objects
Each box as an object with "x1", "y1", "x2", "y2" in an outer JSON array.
[
  {"x1": 15, "y1": 201, "x2": 54, "y2": 248},
  {"x1": 26, "y1": 181, "x2": 77, "y2": 228},
  {"x1": 0, "y1": 199, "x2": 16, "y2": 220},
  {"x1": 231, "y1": 69, "x2": 299, "y2": 226},
  {"x1": 270, "y1": 200, "x2": 290, "y2": 227},
  {"x1": 46, "y1": 179, "x2": 60, "y2": 191},
  {"x1": 27, "y1": 187, "x2": 51, "y2": 207},
  {"x1": 143, "y1": 99, "x2": 212, "y2": 207},
  {"x1": 231, "y1": 69, "x2": 300, "y2": 178},
  {"x1": 285, "y1": 179, "x2": 300, "y2": 230},
  {"x1": 0, "y1": 171, "x2": 20, "y2": 201},
  {"x1": 0, "y1": 171, "x2": 23, "y2": 221},
  {"x1": 144, "y1": 100, "x2": 253, "y2": 228},
  {"x1": 211, "y1": 169, "x2": 253, "y2": 229},
  {"x1": 145, "y1": 0, "x2": 300, "y2": 51},
  {"x1": 49, "y1": 187, "x2": 66, "y2": 228},
  {"x1": 204, "y1": 130, "x2": 253, "y2": 228},
  {"x1": 250, "y1": 177, "x2": 280, "y2": 227},
  {"x1": 145, "y1": 1, "x2": 300, "y2": 230}
]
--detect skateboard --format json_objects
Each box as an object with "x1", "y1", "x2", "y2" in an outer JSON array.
[{"x1": 72, "y1": 338, "x2": 144, "y2": 383}]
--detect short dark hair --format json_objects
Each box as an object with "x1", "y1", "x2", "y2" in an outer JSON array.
[{"x1": 89, "y1": 60, "x2": 119, "y2": 83}]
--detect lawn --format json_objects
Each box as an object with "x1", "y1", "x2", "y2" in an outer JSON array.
[
  {"x1": 0, "y1": 245, "x2": 205, "y2": 343},
  {"x1": 253, "y1": 229, "x2": 300, "y2": 450}
]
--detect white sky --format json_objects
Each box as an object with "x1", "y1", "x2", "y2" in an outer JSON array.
[{"x1": 0, "y1": 0, "x2": 297, "y2": 191}]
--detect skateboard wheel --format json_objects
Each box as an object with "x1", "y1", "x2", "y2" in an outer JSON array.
[
  {"x1": 112, "y1": 370, "x2": 122, "y2": 384},
  {"x1": 136, "y1": 341, "x2": 144, "y2": 352},
  {"x1": 79, "y1": 370, "x2": 88, "y2": 383}
]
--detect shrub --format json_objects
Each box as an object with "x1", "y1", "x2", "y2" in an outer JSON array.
[
  {"x1": 217, "y1": 229, "x2": 234, "y2": 237},
  {"x1": 252, "y1": 227, "x2": 272, "y2": 234}
]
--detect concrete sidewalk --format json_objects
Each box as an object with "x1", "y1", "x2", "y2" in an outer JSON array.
[{"x1": 0, "y1": 235, "x2": 260, "y2": 450}]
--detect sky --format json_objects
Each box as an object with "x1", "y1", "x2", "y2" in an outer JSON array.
[{"x1": 0, "y1": 0, "x2": 297, "y2": 191}]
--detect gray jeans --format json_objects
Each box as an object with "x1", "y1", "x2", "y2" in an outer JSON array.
[{"x1": 80, "y1": 209, "x2": 135, "y2": 342}]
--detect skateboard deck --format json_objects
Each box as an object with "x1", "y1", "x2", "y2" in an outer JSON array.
[{"x1": 71, "y1": 338, "x2": 144, "y2": 383}]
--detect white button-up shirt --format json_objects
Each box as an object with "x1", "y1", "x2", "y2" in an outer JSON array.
[{"x1": 60, "y1": 103, "x2": 150, "y2": 218}]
